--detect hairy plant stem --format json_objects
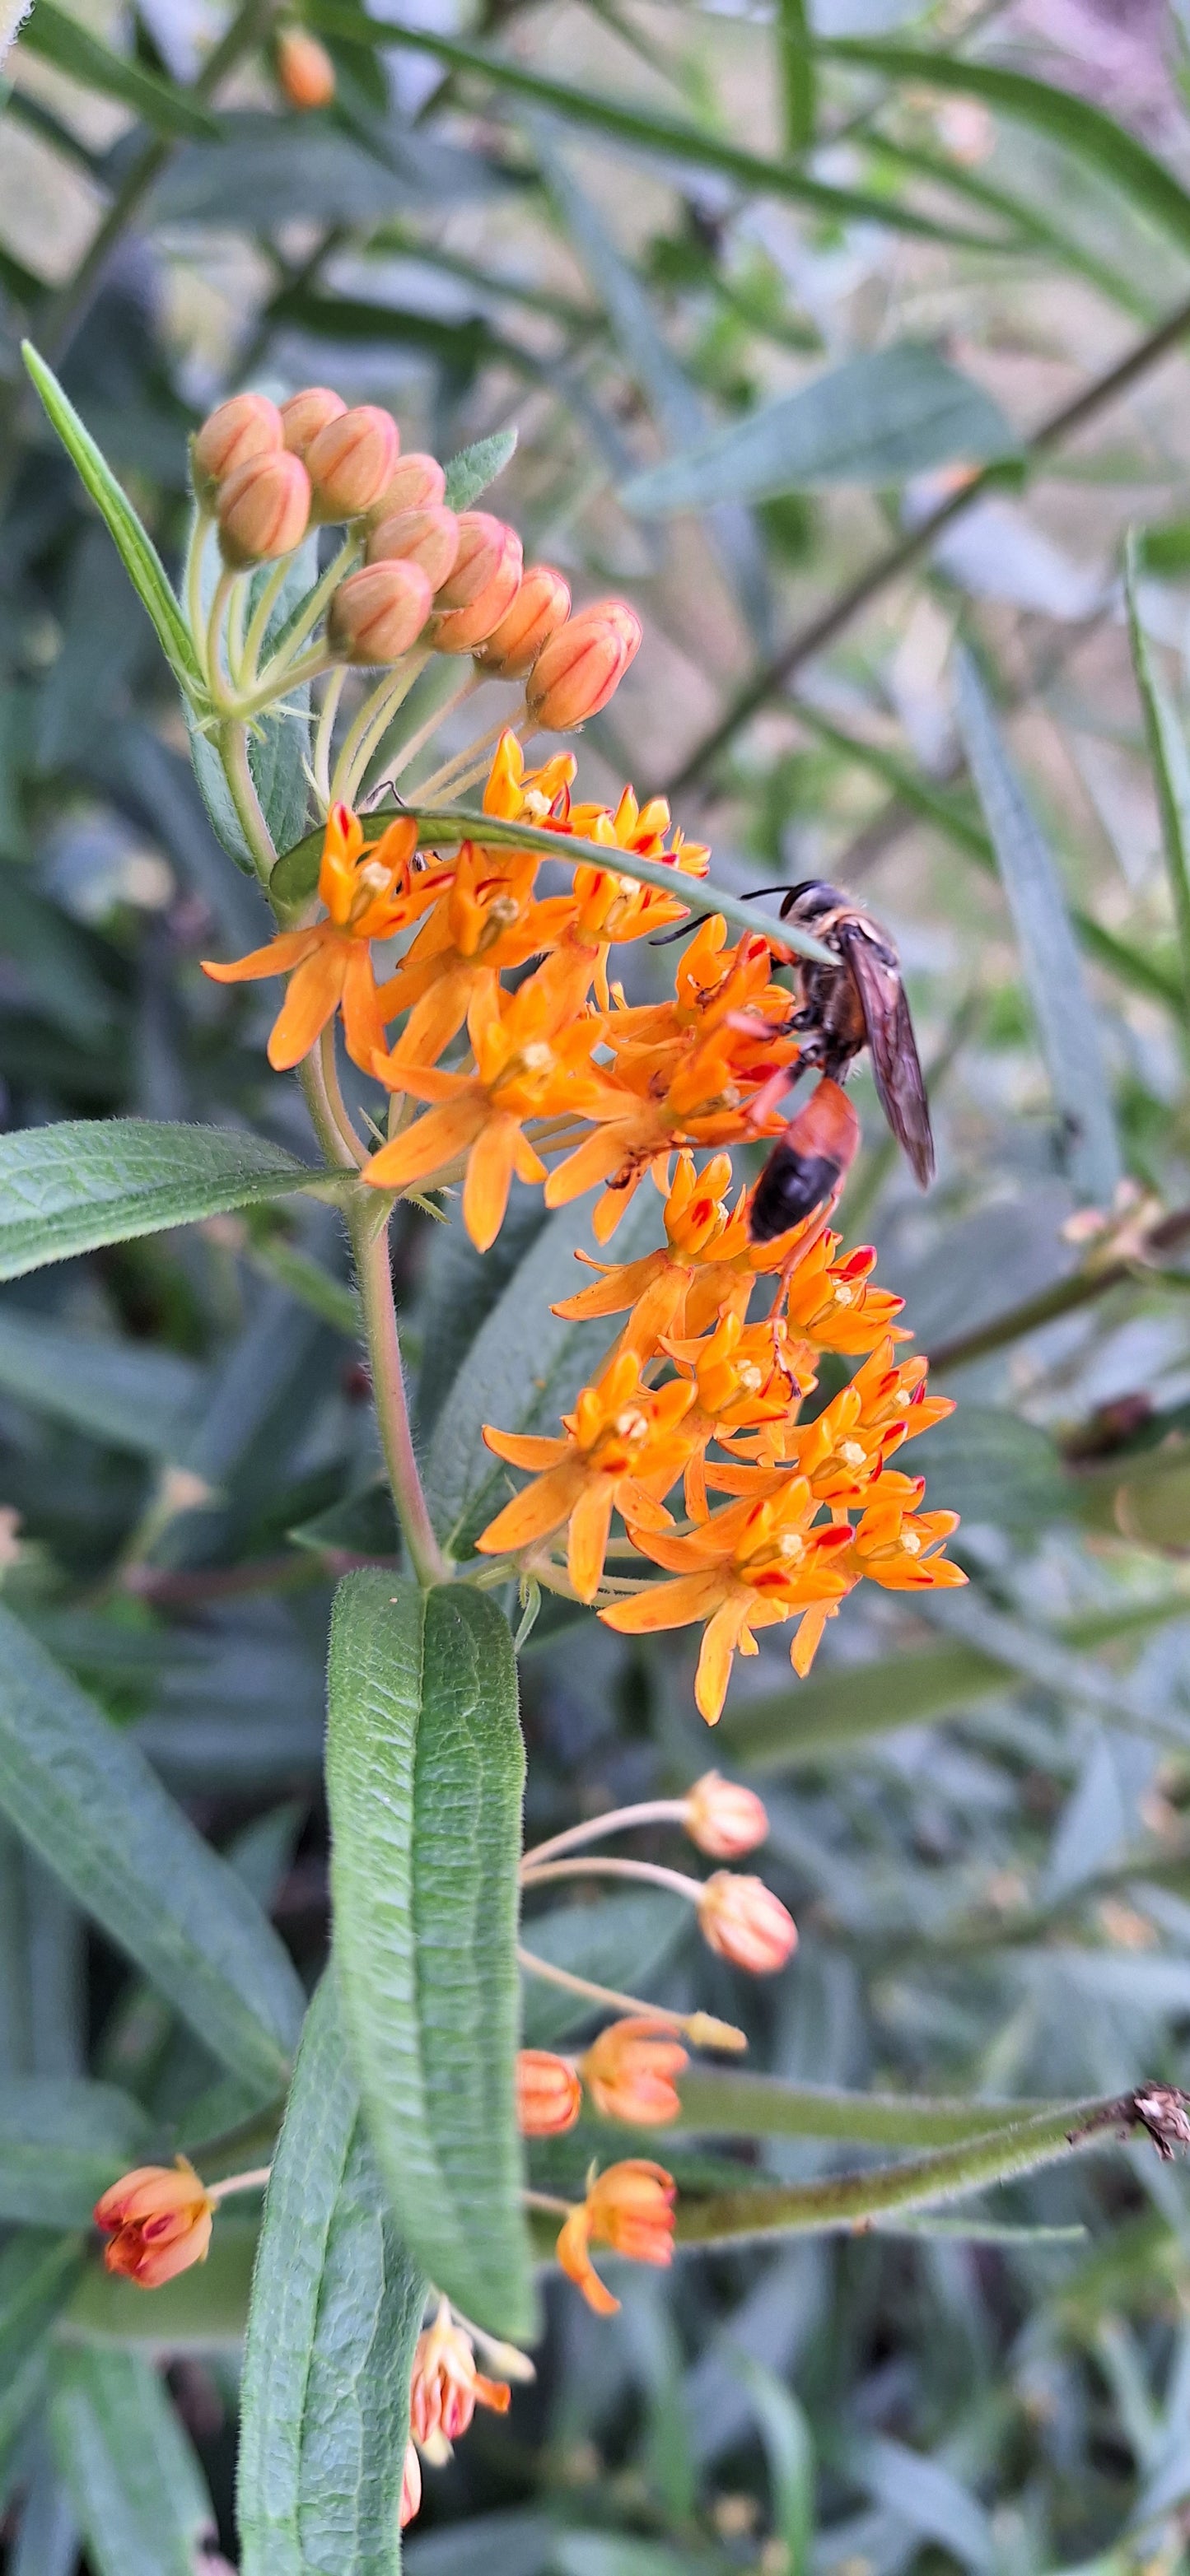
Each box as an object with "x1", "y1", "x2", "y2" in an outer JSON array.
[
  {"x1": 516, "y1": 1945, "x2": 745, "y2": 2048},
  {"x1": 348, "y1": 1203, "x2": 450, "y2": 1588},
  {"x1": 219, "y1": 720, "x2": 276, "y2": 887},
  {"x1": 331, "y1": 653, "x2": 431, "y2": 807},
  {"x1": 522, "y1": 1800, "x2": 692, "y2": 1868},
  {"x1": 252, "y1": 533, "x2": 359, "y2": 692},
  {"x1": 520, "y1": 1855, "x2": 702, "y2": 1901}
]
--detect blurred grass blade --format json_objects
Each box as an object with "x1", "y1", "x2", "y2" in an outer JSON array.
[
  {"x1": 0, "y1": 2077, "x2": 155, "y2": 2225},
  {"x1": 1125, "y1": 537, "x2": 1190, "y2": 1010},
  {"x1": 855, "y1": 2435, "x2": 995, "y2": 2576},
  {"x1": 21, "y1": 347, "x2": 203, "y2": 694},
  {"x1": 0, "y1": 1119, "x2": 338, "y2": 1279},
  {"x1": 954, "y1": 647, "x2": 1122, "y2": 1205},
  {"x1": 621, "y1": 347, "x2": 1015, "y2": 515},
  {"x1": 0, "y1": 1608, "x2": 305, "y2": 2089},
  {"x1": 674, "y1": 2071, "x2": 1072, "y2": 2148},
  {"x1": 19, "y1": 3, "x2": 218, "y2": 139},
  {"x1": 731, "y1": 2353, "x2": 814, "y2": 2576},
  {"x1": 443, "y1": 429, "x2": 518, "y2": 510},
  {"x1": 0, "y1": 1311, "x2": 203, "y2": 1460},
  {"x1": 777, "y1": 0, "x2": 814, "y2": 153},
  {"x1": 239, "y1": 1973, "x2": 427, "y2": 2576},
  {"x1": 327, "y1": 1572, "x2": 534, "y2": 2339},
  {"x1": 49, "y1": 2349, "x2": 216, "y2": 2576}
]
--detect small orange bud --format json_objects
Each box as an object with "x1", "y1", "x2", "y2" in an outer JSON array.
[
  {"x1": 306, "y1": 403, "x2": 399, "y2": 520},
  {"x1": 275, "y1": 24, "x2": 335, "y2": 106},
  {"x1": 516, "y1": 2048, "x2": 582, "y2": 2136},
  {"x1": 475, "y1": 564, "x2": 572, "y2": 678},
  {"x1": 368, "y1": 451, "x2": 446, "y2": 522},
  {"x1": 410, "y1": 2300, "x2": 512, "y2": 2444},
  {"x1": 217, "y1": 450, "x2": 310, "y2": 566},
  {"x1": 684, "y1": 1772, "x2": 768, "y2": 1860},
  {"x1": 366, "y1": 504, "x2": 460, "y2": 590},
  {"x1": 192, "y1": 393, "x2": 282, "y2": 503},
  {"x1": 525, "y1": 600, "x2": 642, "y2": 729},
  {"x1": 279, "y1": 385, "x2": 347, "y2": 456},
  {"x1": 428, "y1": 512, "x2": 523, "y2": 651},
  {"x1": 556, "y1": 2160, "x2": 676, "y2": 2315},
  {"x1": 399, "y1": 2440, "x2": 422, "y2": 2531},
  {"x1": 698, "y1": 1872, "x2": 796, "y2": 1974},
  {"x1": 328, "y1": 560, "x2": 432, "y2": 663},
  {"x1": 94, "y1": 2158, "x2": 215, "y2": 2290},
  {"x1": 580, "y1": 2018, "x2": 687, "y2": 2126}
]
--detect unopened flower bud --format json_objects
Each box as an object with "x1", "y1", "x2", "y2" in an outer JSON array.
[
  {"x1": 306, "y1": 403, "x2": 399, "y2": 520},
  {"x1": 275, "y1": 25, "x2": 336, "y2": 107},
  {"x1": 580, "y1": 2018, "x2": 687, "y2": 2126},
  {"x1": 428, "y1": 511, "x2": 523, "y2": 651},
  {"x1": 328, "y1": 559, "x2": 432, "y2": 663},
  {"x1": 475, "y1": 564, "x2": 572, "y2": 678},
  {"x1": 192, "y1": 393, "x2": 282, "y2": 504},
  {"x1": 684, "y1": 1772, "x2": 768, "y2": 1861},
  {"x1": 368, "y1": 451, "x2": 446, "y2": 522},
  {"x1": 366, "y1": 504, "x2": 460, "y2": 590},
  {"x1": 399, "y1": 2441, "x2": 422, "y2": 2531},
  {"x1": 217, "y1": 450, "x2": 310, "y2": 566},
  {"x1": 279, "y1": 385, "x2": 346, "y2": 456},
  {"x1": 698, "y1": 1872, "x2": 797, "y2": 1975},
  {"x1": 516, "y1": 2048, "x2": 582, "y2": 2135},
  {"x1": 410, "y1": 2300, "x2": 512, "y2": 2444},
  {"x1": 94, "y1": 2158, "x2": 215, "y2": 2289},
  {"x1": 525, "y1": 600, "x2": 642, "y2": 729}
]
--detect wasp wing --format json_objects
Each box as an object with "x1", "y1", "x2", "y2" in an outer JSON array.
[{"x1": 838, "y1": 925, "x2": 935, "y2": 1186}]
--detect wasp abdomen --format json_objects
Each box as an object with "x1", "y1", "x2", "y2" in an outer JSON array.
[{"x1": 749, "y1": 1148, "x2": 841, "y2": 1244}]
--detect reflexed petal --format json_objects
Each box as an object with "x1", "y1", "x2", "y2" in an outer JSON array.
[
  {"x1": 545, "y1": 1125, "x2": 632, "y2": 1209},
  {"x1": 476, "y1": 1461, "x2": 582, "y2": 1555},
  {"x1": 600, "y1": 1570, "x2": 722, "y2": 1634},
  {"x1": 567, "y1": 1480, "x2": 614, "y2": 1602},
  {"x1": 202, "y1": 929, "x2": 319, "y2": 985},
  {"x1": 482, "y1": 1429, "x2": 568, "y2": 1470},
  {"x1": 366, "y1": 1098, "x2": 485, "y2": 1190},
  {"x1": 556, "y1": 2207, "x2": 619, "y2": 2316},
  {"x1": 267, "y1": 942, "x2": 348, "y2": 1070},
  {"x1": 463, "y1": 1116, "x2": 519, "y2": 1251},
  {"x1": 338, "y1": 943, "x2": 389, "y2": 1072},
  {"x1": 694, "y1": 1595, "x2": 752, "y2": 1725}
]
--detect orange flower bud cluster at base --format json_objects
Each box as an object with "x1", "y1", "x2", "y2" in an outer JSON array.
[
  {"x1": 94, "y1": 2159, "x2": 215, "y2": 2288},
  {"x1": 328, "y1": 561, "x2": 433, "y2": 664}
]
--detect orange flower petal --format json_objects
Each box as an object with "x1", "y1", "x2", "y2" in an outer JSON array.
[
  {"x1": 463, "y1": 1115, "x2": 519, "y2": 1251},
  {"x1": 567, "y1": 1479, "x2": 615, "y2": 1603},
  {"x1": 365, "y1": 1098, "x2": 484, "y2": 1192},
  {"x1": 476, "y1": 1462, "x2": 583, "y2": 1556},
  {"x1": 694, "y1": 1595, "x2": 753, "y2": 1725},
  {"x1": 600, "y1": 1570, "x2": 723, "y2": 1634},
  {"x1": 267, "y1": 942, "x2": 348, "y2": 1071},
  {"x1": 482, "y1": 1428, "x2": 568, "y2": 1470},
  {"x1": 201, "y1": 929, "x2": 318, "y2": 985},
  {"x1": 556, "y1": 2206, "x2": 619, "y2": 2315}
]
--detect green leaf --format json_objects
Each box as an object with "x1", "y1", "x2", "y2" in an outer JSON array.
[
  {"x1": 521, "y1": 1891, "x2": 691, "y2": 2046},
  {"x1": 49, "y1": 2347, "x2": 216, "y2": 2576},
  {"x1": 0, "y1": 1119, "x2": 337, "y2": 1279},
  {"x1": 555, "y1": 2541, "x2": 719, "y2": 2576},
  {"x1": 1125, "y1": 538, "x2": 1190, "y2": 1012},
  {"x1": 621, "y1": 347, "x2": 1014, "y2": 515},
  {"x1": 0, "y1": 1309, "x2": 203, "y2": 1460},
  {"x1": 905, "y1": 1404, "x2": 1076, "y2": 1531},
  {"x1": 21, "y1": 347, "x2": 203, "y2": 697},
  {"x1": 674, "y1": 2070, "x2": 1060, "y2": 2149},
  {"x1": 731, "y1": 2355, "x2": 814, "y2": 2576},
  {"x1": 327, "y1": 1572, "x2": 534, "y2": 2339},
  {"x1": 18, "y1": 2, "x2": 219, "y2": 139},
  {"x1": 422, "y1": 1190, "x2": 657, "y2": 1555},
  {"x1": 0, "y1": 2079, "x2": 155, "y2": 2226},
  {"x1": 953, "y1": 648, "x2": 1122, "y2": 1206},
  {"x1": 777, "y1": 0, "x2": 814, "y2": 152},
  {"x1": 443, "y1": 427, "x2": 519, "y2": 510},
  {"x1": 0, "y1": 2231, "x2": 84, "y2": 2372},
  {"x1": 239, "y1": 1973, "x2": 428, "y2": 2576},
  {"x1": 0, "y1": 1607, "x2": 305, "y2": 2090},
  {"x1": 63, "y1": 2220, "x2": 257, "y2": 2349}
]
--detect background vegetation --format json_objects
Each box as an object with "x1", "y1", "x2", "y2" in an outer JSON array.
[{"x1": 6, "y1": 0, "x2": 1190, "y2": 2570}]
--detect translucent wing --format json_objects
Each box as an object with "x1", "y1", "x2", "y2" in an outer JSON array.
[{"x1": 838, "y1": 924, "x2": 935, "y2": 1186}]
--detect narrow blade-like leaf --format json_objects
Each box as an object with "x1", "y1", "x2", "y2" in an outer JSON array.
[
  {"x1": 0, "y1": 1119, "x2": 336, "y2": 1279},
  {"x1": 49, "y1": 2348, "x2": 216, "y2": 2576},
  {"x1": 443, "y1": 428, "x2": 518, "y2": 510},
  {"x1": 19, "y1": 2, "x2": 218, "y2": 138},
  {"x1": 1125, "y1": 537, "x2": 1190, "y2": 1010},
  {"x1": 0, "y1": 2078, "x2": 156, "y2": 2226}
]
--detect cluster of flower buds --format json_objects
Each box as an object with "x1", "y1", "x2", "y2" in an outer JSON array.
[{"x1": 188, "y1": 384, "x2": 642, "y2": 728}]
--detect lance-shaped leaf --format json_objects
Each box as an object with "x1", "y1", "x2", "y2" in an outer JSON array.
[
  {"x1": 21, "y1": 347, "x2": 204, "y2": 697},
  {"x1": 49, "y1": 2347, "x2": 217, "y2": 2576},
  {"x1": 0, "y1": 1119, "x2": 338, "y2": 1279},
  {"x1": 327, "y1": 1572, "x2": 534, "y2": 2340},
  {"x1": 953, "y1": 649, "x2": 1121, "y2": 1206},
  {"x1": 443, "y1": 428, "x2": 518, "y2": 510},
  {"x1": 0, "y1": 2078, "x2": 156, "y2": 2226},
  {"x1": 0, "y1": 1609, "x2": 305, "y2": 2090},
  {"x1": 239, "y1": 1972, "x2": 428, "y2": 2576},
  {"x1": 674, "y1": 2070, "x2": 1068, "y2": 2149},
  {"x1": 0, "y1": 1310, "x2": 204, "y2": 1460},
  {"x1": 1125, "y1": 538, "x2": 1190, "y2": 1013},
  {"x1": 18, "y1": 2, "x2": 218, "y2": 138}
]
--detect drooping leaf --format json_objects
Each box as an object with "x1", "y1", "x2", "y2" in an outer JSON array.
[
  {"x1": 621, "y1": 347, "x2": 1014, "y2": 515},
  {"x1": 239, "y1": 1972, "x2": 428, "y2": 2576},
  {"x1": 0, "y1": 1119, "x2": 337, "y2": 1279},
  {"x1": 1125, "y1": 538, "x2": 1190, "y2": 1012},
  {"x1": 0, "y1": 1308, "x2": 204, "y2": 1459},
  {"x1": 18, "y1": 2, "x2": 218, "y2": 138},
  {"x1": 327, "y1": 1572, "x2": 534, "y2": 2339},
  {"x1": 21, "y1": 347, "x2": 203, "y2": 696},
  {"x1": 49, "y1": 2347, "x2": 217, "y2": 2576},
  {"x1": 442, "y1": 427, "x2": 519, "y2": 510},
  {"x1": 0, "y1": 1608, "x2": 305, "y2": 2090},
  {"x1": 953, "y1": 648, "x2": 1122, "y2": 1205},
  {"x1": 0, "y1": 2078, "x2": 155, "y2": 2225}
]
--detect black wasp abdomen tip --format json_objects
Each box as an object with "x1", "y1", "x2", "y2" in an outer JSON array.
[{"x1": 748, "y1": 1149, "x2": 839, "y2": 1245}]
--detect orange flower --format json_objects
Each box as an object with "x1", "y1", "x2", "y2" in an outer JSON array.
[
  {"x1": 580, "y1": 2017, "x2": 688, "y2": 2125},
  {"x1": 600, "y1": 1479, "x2": 856, "y2": 1722},
  {"x1": 544, "y1": 1014, "x2": 795, "y2": 1245},
  {"x1": 782, "y1": 1236, "x2": 910, "y2": 1355},
  {"x1": 366, "y1": 964, "x2": 606, "y2": 1250},
  {"x1": 478, "y1": 1346, "x2": 697, "y2": 1600},
  {"x1": 202, "y1": 804, "x2": 441, "y2": 1070},
  {"x1": 698, "y1": 1872, "x2": 797, "y2": 1973},
  {"x1": 94, "y1": 2158, "x2": 215, "y2": 2289},
  {"x1": 376, "y1": 840, "x2": 572, "y2": 1069},
  {"x1": 482, "y1": 728, "x2": 577, "y2": 824},
  {"x1": 553, "y1": 1149, "x2": 806, "y2": 1344},
  {"x1": 684, "y1": 1771, "x2": 768, "y2": 1859},
  {"x1": 400, "y1": 2441, "x2": 422, "y2": 2531},
  {"x1": 848, "y1": 1483, "x2": 967, "y2": 1592},
  {"x1": 517, "y1": 2050, "x2": 583, "y2": 2136},
  {"x1": 556, "y1": 2160, "x2": 676, "y2": 2315},
  {"x1": 409, "y1": 2299, "x2": 511, "y2": 2444}
]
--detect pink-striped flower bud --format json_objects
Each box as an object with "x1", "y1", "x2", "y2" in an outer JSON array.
[
  {"x1": 217, "y1": 450, "x2": 310, "y2": 566},
  {"x1": 475, "y1": 564, "x2": 572, "y2": 678},
  {"x1": 368, "y1": 451, "x2": 446, "y2": 522},
  {"x1": 698, "y1": 1873, "x2": 796, "y2": 1975},
  {"x1": 192, "y1": 394, "x2": 282, "y2": 503},
  {"x1": 428, "y1": 512, "x2": 523, "y2": 651},
  {"x1": 279, "y1": 385, "x2": 346, "y2": 457},
  {"x1": 328, "y1": 559, "x2": 432, "y2": 664},
  {"x1": 684, "y1": 1772, "x2": 768, "y2": 1861},
  {"x1": 306, "y1": 403, "x2": 399, "y2": 520},
  {"x1": 275, "y1": 26, "x2": 336, "y2": 107},
  {"x1": 399, "y1": 2441, "x2": 422, "y2": 2532},
  {"x1": 525, "y1": 600, "x2": 642, "y2": 729},
  {"x1": 366, "y1": 505, "x2": 460, "y2": 591},
  {"x1": 516, "y1": 2049, "x2": 582, "y2": 2136}
]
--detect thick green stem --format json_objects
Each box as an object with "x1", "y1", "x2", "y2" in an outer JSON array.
[{"x1": 348, "y1": 1203, "x2": 450, "y2": 1589}]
